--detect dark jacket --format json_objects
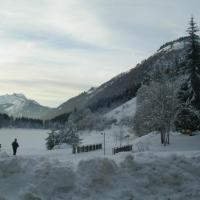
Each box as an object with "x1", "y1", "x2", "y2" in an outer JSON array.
[{"x1": 12, "y1": 141, "x2": 19, "y2": 150}]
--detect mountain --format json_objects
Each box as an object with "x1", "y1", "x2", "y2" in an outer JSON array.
[
  {"x1": 0, "y1": 93, "x2": 52, "y2": 119},
  {"x1": 44, "y1": 36, "x2": 189, "y2": 120}
]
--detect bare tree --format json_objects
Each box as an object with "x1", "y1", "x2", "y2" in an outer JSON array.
[{"x1": 133, "y1": 71, "x2": 178, "y2": 145}]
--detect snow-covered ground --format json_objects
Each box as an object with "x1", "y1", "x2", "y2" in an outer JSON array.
[
  {"x1": 0, "y1": 129, "x2": 48, "y2": 155},
  {"x1": 0, "y1": 97, "x2": 200, "y2": 199},
  {"x1": 0, "y1": 128, "x2": 200, "y2": 200}
]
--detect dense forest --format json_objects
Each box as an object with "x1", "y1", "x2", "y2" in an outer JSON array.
[{"x1": 0, "y1": 113, "x2": 44, "y2": 129}]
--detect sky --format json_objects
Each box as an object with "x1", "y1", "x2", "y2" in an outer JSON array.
[{"x1": 0, "y1": 0, "x2": 200, "y2": 108}]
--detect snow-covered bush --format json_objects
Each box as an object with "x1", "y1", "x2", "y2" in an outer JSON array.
[{"x1": 46, "y1": 121, "x2": 80, "y2": 150}]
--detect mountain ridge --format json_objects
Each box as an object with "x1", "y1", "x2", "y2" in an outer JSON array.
[
  {"x1": 0, "y1": 93, "x2": 52, "y2": 119},
  {"x1": 43, "y1": 36, "x2": 189, "y2": 120},
  {"x1": 1, "y1": 36, "x2": 189, "y2": 120}
]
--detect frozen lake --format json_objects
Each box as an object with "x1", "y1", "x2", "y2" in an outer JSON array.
[{"x1": 0, "y1": 128, "x2": 49, "y2": 155}]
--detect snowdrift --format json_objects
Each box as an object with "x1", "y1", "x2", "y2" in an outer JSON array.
[{"x1": 0, "y1": 152, "x2": 200, "y2": 200}]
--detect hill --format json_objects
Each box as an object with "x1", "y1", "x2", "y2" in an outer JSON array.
[{"x1": 44, "y1": 36, "x2": 189, "y2": 120}]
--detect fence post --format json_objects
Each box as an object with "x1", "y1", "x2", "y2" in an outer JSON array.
[
  {"x1": 82, "y1": 146, "x2": 85, "y2": 152},
  {"x1": 72, "y1": 146, "x2": 76, "y2": 154},
  {"x1": 77, "y1": 146, "x2": 80, "y2": 153},
  {"x1": 86, "y1": 145, "x2": 88, "y2": 152}
]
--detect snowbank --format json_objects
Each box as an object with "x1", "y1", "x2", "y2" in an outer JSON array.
[
  {"x1": 0, "y1": 153, "x2": 200, "y2": 200},
  {"x1": 53, "y1": 143, "x2": 72, "y2": 150},
  {"x1": 132, "y1": 131, "x2": 200, "y2": 153},
  {"x1": 1, "y1": 128, "x2": 200, "y2": 199}
]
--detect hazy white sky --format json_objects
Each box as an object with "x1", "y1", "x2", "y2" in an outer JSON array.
[{"x1": 0, "y1": 0, "x2": 200, "y2": 107}]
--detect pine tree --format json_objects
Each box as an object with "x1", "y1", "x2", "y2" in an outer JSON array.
[
  {"x1": 187, "y1": 17, "x2": 200, "y2": 108},
  {"x1": 175, "y1": 17, "x2": 200, "y2": 132},
  {"x1": 187, "y1": 17, "x2": 200, "y2": 72},
  {"x1": 46, "y1": 130, "x2": 58, "y2": 150}
]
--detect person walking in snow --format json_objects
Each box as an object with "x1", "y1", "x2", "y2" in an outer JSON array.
[{"x1": 12, "y1": 138, "x2": 19, "y2": 155}]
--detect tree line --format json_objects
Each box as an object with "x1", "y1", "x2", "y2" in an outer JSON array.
[{"x1": 0, "y1": 113, "x2": 44, "y2": 129}]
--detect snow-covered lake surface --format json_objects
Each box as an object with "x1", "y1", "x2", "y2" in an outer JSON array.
[{"x1": 0, "y1": 128, "x2": 48, "y2": 155}]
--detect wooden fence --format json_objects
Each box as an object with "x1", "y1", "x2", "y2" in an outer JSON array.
[
  {"x1": 73, "y1": 143, "x2": 102, "y2": 154},
  {"x1": 112, "y1": 145, "x2": 132, "y2": 155}
]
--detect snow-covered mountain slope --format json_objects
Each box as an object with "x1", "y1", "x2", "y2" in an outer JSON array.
[
  {"x1": 105, "y1": 97, "x2": 136, "y2": 123},
  {"x1": 0, "y1": 93, "x2": 52, "y2": 119},
  {"x1": 44, "y1": 36, "x2": 189, "y2": 120},
  {"x1": 157, "y1": 36, "x2": 189, "y2": 53},
  {"x1": 43, "y1": 90, "x2": 92, "y2": 120}
]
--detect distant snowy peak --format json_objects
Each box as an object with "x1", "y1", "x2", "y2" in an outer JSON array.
[
  {"x1": 13, "y1": 93, "x2": 26, "y2": 99},
  {"x1": 0, "y1": 93, "x2": 52, "y2": 119},
  {"x1": 0, "y1": 93, "x2": 26, "y2": 104}
]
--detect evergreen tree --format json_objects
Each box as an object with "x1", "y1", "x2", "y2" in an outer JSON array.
[
  {"x1": 46, "y1": 130, "x2": 58, "y2": 150},
  {"x1": 175, "y1": 106, "x2": 200, "y2": 132},
  {"x1": 187, "y1": 17, "x2": 200, "y2": 72},
  {"x1": 175, "y1": 17, "x2": 200, "y2": 132},
  {"x1": 187, "y1": 17, "x2": 200, "y2": 108}
]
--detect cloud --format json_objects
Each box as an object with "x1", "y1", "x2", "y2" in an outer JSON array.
[
  {"x1": 0, "y1": 0, "x2": 114, "y2": 49},
  {"x1": 0, "y1": 0, "x2": 200, "y2": 106},
  {"x1": 0, "y1": 78, "x2": 91, "y2": 107}
]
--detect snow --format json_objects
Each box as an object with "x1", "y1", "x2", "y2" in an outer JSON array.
[
  {"x1": 0, "y1": 129, "x2": 48, "y2": 155},
  {"x1": 87, "y1": 87, "x2": 96, "y2": 94},
  {"x1": 173, "y1": 41, "x2": 186, "y2": 50},
  {"x1": 157, "y1": 40, "x2": 188, "y2": 53},
  {"x1": 0, "y1": 93, "x2": 27, "y2": 115},
  {"x1": 131, "y1": 131, "x2": 200, "y2": 153},
  {"x1": 0, "y1": 93, "x2": 50, "y2": 118},
  {"x1": 105, "y1": 97, "x2": 136, "y2": 123},
  {"x1": 0, "y1": 93, "x2": 26, "y2": 104},
  {"x1": 0, "y1": 127, "x2": 200, "y2": 199},
  {"x1": 53, "y1": 143, "x2": 71, "y2": 149},
  {"x1": 0, "y1": 97, "x2": 200, "y2": 199}
]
